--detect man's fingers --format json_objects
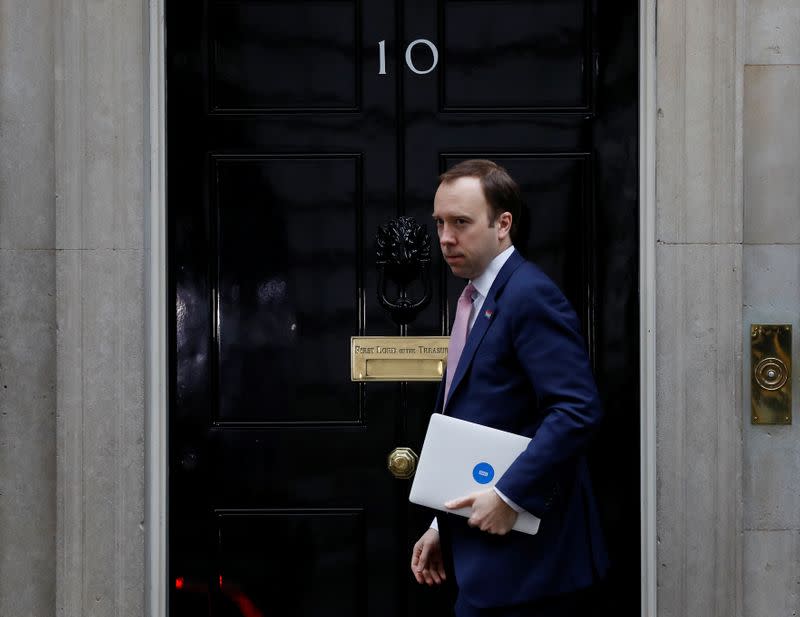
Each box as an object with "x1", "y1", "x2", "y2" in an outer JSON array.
[
  {"x1": 468, "y1": 511, "x2": 484, "y2": 527},
  {"x1": 431, "y1": 557, "x2": 446, "y2": 582},
  {"x1": 445, "y1": 493, "x2": 477, "y2": 509},
  {"x1": 417, "y1": 542, "x2": 431, "y2": 571},
  {"x1": 410, "y1": 542, "x2": 422, "y2": 569},
  {"x1": 411, "y1": 530, "x2": 445, "y2": 586},
  {"x1": 411, "y1": 542, "x2": 427, "y2": 584},
  {"x1": 418, "y1": 557, "x2": 446, "y2": 586}
]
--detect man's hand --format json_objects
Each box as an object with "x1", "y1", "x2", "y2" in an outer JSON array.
[
  {"x1": 411, "y1": 528, "x2": 446, "y2": 586},
  {"x1": 445, "y1": 489, "x2": 518, "y2": 535}
]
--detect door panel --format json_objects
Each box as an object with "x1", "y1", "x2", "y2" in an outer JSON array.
[
  {"x1": 211, "y1": 1, "x2": 360, "y2": 112},
  {"x1": 214, "y1": 155, "x2": 363, "y2": 424},
  {"x1": 440, "y1": 0, "x2": 590, "y2": 111},
  {"x1": 214, "y1": 510, "x2": 365, "y2": 616},
  {"x1": 168, "y1": 1, "x2": 638, "y2": 615}
]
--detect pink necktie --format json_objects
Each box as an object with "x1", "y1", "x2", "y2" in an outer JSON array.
[{"x1": 444, "y1": 283, "x2": 475, "y2": 409}]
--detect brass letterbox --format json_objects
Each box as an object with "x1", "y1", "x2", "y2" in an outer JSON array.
[{"x1": 351, "y1": 336, "x2": 449, "y2": 382}]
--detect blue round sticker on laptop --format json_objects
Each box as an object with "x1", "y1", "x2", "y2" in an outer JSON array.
[{"x1": 472, "y1": 462, "x2": 495, "y2": 484}]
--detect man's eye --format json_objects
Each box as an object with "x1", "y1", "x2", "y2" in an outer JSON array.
[{"x1": 455, "y1": 218, "x2": 467, "y2": 225}]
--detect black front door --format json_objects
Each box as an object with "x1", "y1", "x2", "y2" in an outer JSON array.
[{"x1": 167, "y1": 1, "x2": 639, "y2": 615}]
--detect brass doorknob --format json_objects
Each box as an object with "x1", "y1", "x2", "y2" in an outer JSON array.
[{"x1": 387, "y1": 447, "x2": 418, "y2": 479}]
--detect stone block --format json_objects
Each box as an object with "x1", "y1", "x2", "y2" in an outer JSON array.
[
  {"x1": 0, "y1": 0, "x2": 55, "y2": 249},
  {"x1": 0, "y1": 249, "x2": 56, "y2": 617},
  {"x1": 743, "y1": 245, "x2": 800, "y2": 530},
  {"x1": 744, "y1": 65, "x2": 800, "y2": 244},
  {"x1": 657, "y1": 0, "x2": 740, "y2": 244},
  {"x1": 744, "y1": 244, "x2": 800, "y2": 313},
  {"x1": 56, "y1": 248, "x2": 145, "y2": 616},
  {"x1": 747, "y1": 0, "x2": 800, "y2": 64},
  {"x1": 55, "y1": 0, "x2": 144, "y2": 251},
  {"x1": 743, "y1": 424, "x2": 800, "y2": 531},
  {"x1": 744, "y1": 530, "x2": 800, "y2": 617},
  {"x1": 656, "y1": 243, "x2": 742, "y2": 617}
]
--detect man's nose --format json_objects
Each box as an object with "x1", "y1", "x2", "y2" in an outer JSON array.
[{"x1": 439, "y1": 225, "x2": 455, "y2": 245}]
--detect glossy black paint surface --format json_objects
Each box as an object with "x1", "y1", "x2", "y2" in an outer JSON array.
[
  {"x1": 168, "y1": 1, "x2": 639, "y2": 615},
  {"x1": 211, "y1": 2, "x2": 360, "y2": 112},
  {"x1": 441, "y1": 1, "x2": 589, "y2": 111},
  {"x1": 214, "y1": 155, "x2": 362, "y2": 423}
]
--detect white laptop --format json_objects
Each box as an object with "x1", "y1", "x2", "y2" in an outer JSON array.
[{"x1": 409, "y1": 413, "x2": 541, "y2": 535}]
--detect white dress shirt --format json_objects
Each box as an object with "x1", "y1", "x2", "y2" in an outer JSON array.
[{"x1": 430, "y1": 245, "x2": 525, "y2": 531}]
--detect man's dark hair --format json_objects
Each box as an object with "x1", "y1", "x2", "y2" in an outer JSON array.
[{"x1": 439, "y1": 159, "x2": 525, "y2": 244}]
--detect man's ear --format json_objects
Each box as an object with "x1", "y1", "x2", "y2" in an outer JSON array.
[{"x1": 497, "y1": 212, "x2": 512, "y2": 239}]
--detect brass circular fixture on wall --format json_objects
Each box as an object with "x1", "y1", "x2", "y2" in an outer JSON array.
[{"x1": 754, "y1": 357, "x2": 789, "y2": 391}]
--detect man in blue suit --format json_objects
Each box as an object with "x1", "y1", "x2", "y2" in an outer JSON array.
[{"x1": 410, "y1": 160, "x2": 608, "y2": 616}]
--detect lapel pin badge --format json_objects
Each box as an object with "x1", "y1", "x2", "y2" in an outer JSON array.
[{"x1": 484, "y1": 309, "x2": 493, "y2": 319}]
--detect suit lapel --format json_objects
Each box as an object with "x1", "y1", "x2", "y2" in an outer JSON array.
[{"x1": 444, "y1": 250, "x2": 525, "y2": 409}]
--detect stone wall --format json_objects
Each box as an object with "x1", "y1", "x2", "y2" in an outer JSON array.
[
  {"x1": 742, "y1": 1, "x2": 800, "y2": 616},
  {"x1": 0, "y1": 1, "x2": 57, "y2": 616},
  {"x1": 655, "y1": 0, "x2": 743, "y2": 615},
  {"x1": 0, "y1": 0, "x2": 146, "y2": 615},
  {"x1": 54, "y1": 0, "x2": 146, "y2": 614}
]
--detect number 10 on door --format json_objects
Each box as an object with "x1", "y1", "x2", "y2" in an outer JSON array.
[{"x1": 378, "y1": 40, "x2": 439, "y2": 75}]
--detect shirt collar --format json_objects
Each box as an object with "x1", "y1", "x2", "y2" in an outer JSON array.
[{"x1": 470, "y1": 245, "x2": 515, "y2": 299}]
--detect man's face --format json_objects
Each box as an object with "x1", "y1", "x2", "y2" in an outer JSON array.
[{"x1": 432, "y1": 176, "x2": 512, "y2": 280}]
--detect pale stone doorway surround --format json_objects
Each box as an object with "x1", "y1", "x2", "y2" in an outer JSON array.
[
  {"x1": 0, "y1": 0, "x2": 752, "y2": 614},
  {"x1": 653, "y1": 0, "x2": 743, "y2": 614}
]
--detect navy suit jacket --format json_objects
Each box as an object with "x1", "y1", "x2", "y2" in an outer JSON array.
[{"x1": 434, "y1": 250, "x2": 608, "y2": 608}]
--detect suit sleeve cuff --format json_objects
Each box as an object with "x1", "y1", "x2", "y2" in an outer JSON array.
[
  {"x1": 493, "y1": 487, "x2": 525, "y2": 513},
  {"x1": 494, "y1": 474, "x2": 553, "y2": 518}
]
